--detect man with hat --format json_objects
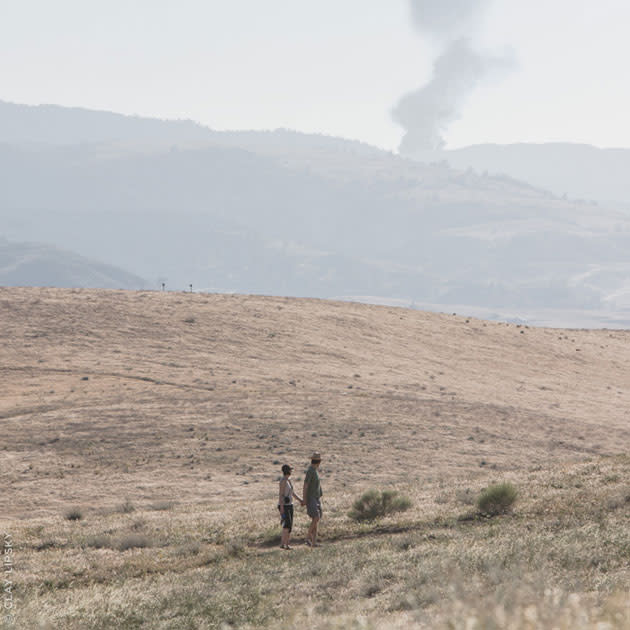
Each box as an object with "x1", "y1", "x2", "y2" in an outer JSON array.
[{"x1": 303, "y1": 452, "x2": 323, "y2": 547}]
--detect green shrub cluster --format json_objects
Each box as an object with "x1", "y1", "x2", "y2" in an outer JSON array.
[
  {"x1": 477, "y1": 482, "x2": 518, "y2": 516},
  {"x1": 349, "y1": 489, "x2": 412, "y2": 522}
]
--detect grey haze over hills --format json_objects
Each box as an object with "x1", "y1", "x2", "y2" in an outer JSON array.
[
  {"x1": 443, "y1": 143, "x2": 630, "y2": 208},
  {"x1": 2, "y1": 100, "x2": 630, "y2": 327},
  {"x1": 0, "y1": 100, "x2": 216, "y2": 146},
  {"x1": 0, "y1": 237, "x2": 144, "y2": 289}
]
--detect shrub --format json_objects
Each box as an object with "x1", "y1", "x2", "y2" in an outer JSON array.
[
  {"x1": 85, "y1": 535, "x2": 112, "y2": 549},
  {"x1": 349, "y1": 489, "x2": 412, "y2": 522},
  {"x1": 150, "y1": 501, "x2": 174, "y2": 511},
  {"x1": 361, "y1": 581, "x2": 382, "y2": 598},
  {"x1": 117, "y1": 499, "x2": 135, "y2": 514},
  {"x1": 395, "y1": 536, "x2": 415, "y2": 551},
  {"x1": 36, "y1": 539, "x2": 58, "y2": 551},
  {"x1": 64, "y1": 507, "x2": 83, "y2": 521},
  {"x1": 173, "y1": 542, "x2": 201, "y2": 557},
  {"x1": 477, "y1": 482, "x2": 518, "y2": 516},
  {"x1": 226, "y1": 540, "x2": 246, "y2": 557},
  {"x1": 116, "y1": 534, "x2": 152, "y2": 551}
]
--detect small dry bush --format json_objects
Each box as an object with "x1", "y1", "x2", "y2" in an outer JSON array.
[
  {"x1": 477, "y1": 482, "x2": 518, "y2": 516},
  {"x1": 349, "y1": 489, "x2": 412, "y2": 522},
  {"x1": 116, "y1": 534, "x2": 152, "y2": 551},
  {"x1": 35, "y1": 539, "x2": 58, "y2": 551},
  {"x1": 117, "y1": 498, "x2": 136, "y2": 514},
  {"x1": 85, "y1": 535, "x2": 112, "y2": 549},
  {"x1": 173, "y1": 541, "x2": 201, "y2": 557},
  {"x1": 63, "y1": 507, "x2": 83, "y2": 521},
  {"x1": 226, "y1": 540, "x2": 246, "y2": 557}
]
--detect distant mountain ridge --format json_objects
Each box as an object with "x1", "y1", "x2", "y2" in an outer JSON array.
[
  {"x1": 5, "y1": 100, "x2": 629, "y2": 204},
  {"x1": 0, "y1": 100, "x2": 213, "y2": 146},
  {"x1": 2, "y1": 100, "x2": 630, "y2": 325},
  {"x1": 444, "y1": 143, "x2": 630, "y2": 206},
  {"x1": 0, "y1": 99, "x2": 379, "y2": 157}
]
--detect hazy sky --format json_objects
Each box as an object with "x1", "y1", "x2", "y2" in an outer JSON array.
[{"x1": 3, "y1": 0, "x2": 630, "y2": 151}]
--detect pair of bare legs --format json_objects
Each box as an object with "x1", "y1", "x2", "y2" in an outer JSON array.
[
  {"x1": 280, "y1": 526, "x2": 293, "y2": 549},
  {"x1": 306, "y1": 515, "x2": 320, "y2": 547}
]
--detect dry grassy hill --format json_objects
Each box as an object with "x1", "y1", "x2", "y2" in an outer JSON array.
[
  {"x1": 3, "y1": 287, "x2": 629, "y2": 517},
  {"x1": 2, "y1": 287, "x2": 630, "y2": 628}
]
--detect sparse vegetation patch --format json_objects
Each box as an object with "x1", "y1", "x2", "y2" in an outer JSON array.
[
  {"x1": 115, "y1": 534, "x2": 152, "y2": 551},
  {"x1": 349, "y1": 489, "x2": 412, "y2": 522},
  {"x1": 117, "y1": 499, "x2": 136, "y2": 514},
  {"x1": 477, "y1": 482, "x2": 518, "y2": 516},
  {"x1": 63, "y1": 507, "x2": 83, "y2": 521}
]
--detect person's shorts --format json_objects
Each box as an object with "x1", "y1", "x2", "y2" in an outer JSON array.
[
  {"x1": 307, "y1": 498, "x2": 322, "y2": 520},
  {"x1": 279, "y1": 504, "x2": 294, "y2": 532}
]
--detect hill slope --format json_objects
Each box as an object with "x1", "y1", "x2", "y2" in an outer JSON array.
[
  {"x1": 0, "y1": 238, "x2": 145, "y2": 289},
  {"x1": 3, "y1": 288, "x2": 630, "y2": 628},
  {"x1": 445, "y1": 142, "x2": 630, "y2": 206},
  {"x1": 2, "y1": 287, "x2": 629, "y2": 517}
]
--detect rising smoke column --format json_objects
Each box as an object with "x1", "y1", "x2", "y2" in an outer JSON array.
[
  {"x1": 393, "y1": 0, "x2": 510, "y2": 155},
  {"x1": 410, "y1": 0, "x2": 488, "y2": 39}
]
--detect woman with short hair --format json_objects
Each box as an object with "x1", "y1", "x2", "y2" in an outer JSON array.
[{"x1": 278, "y1": 464, "x2": 303, "y2": 550}]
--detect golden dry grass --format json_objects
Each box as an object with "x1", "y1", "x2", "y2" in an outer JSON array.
[{"x1": 1, "y1": 286, "x2": 630, "y2": 628}]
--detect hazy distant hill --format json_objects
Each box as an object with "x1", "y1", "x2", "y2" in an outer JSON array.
[
  {"x1": 0, "y1": 238, "x2": 144, "y2": 289},
  {"x1": 2, "y1": 100, "x2": 630, "y2": 324},
  {"x1": 444, "y1": 143, "x2": 630, "y2": 206},
  {"x1": 0, "y1": 100, "x2": 216, "y2": 146},
  {"x1": 0, "y1": 99, "x2": 382, "y2": 160}
]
